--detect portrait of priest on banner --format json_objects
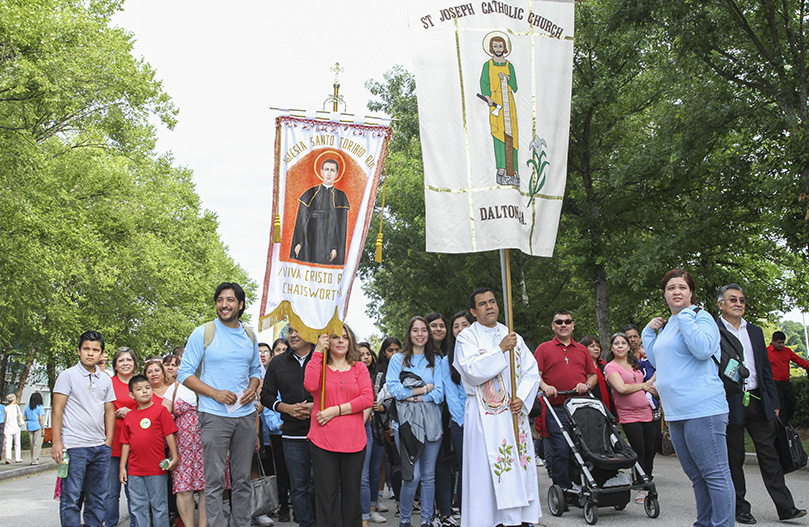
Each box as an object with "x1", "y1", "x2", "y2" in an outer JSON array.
[{"x1": 289, "y1": 153, "x2": 351, "y2": 266}]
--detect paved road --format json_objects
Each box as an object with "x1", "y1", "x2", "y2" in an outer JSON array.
[{"x1": 2, "y1": 455, "x2": 807, "y2": 526}]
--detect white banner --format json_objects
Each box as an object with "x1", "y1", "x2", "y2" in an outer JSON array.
[
  {"x1": 410, "y1": 0, "x2": 575, "y2": 256},
  {"x1": 259, "y1": 116, "x2": 390, "y2": 340}
]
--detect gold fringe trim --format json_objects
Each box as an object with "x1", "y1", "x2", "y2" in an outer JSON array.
[
  {"x1": 259, "y1": 300, "x2": 343, "y2": 344},
  {"x1": 272, "y1": 214, "x2": 282, "y2": 243},
  {"x1": 374, "y1": 154, "x2": 390, "y2": 263}
]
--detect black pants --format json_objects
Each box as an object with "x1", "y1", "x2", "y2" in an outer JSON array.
[
  {"x1": 622, "y1": 420, "x2": 657, "y2": 480},
  {"x1": 774, "y1": 380, "x2": 796, "y2": 425},
  {"x1": 309, "y1": 441, "x2": 365, "y2": 527},
  {"x1": 727, "y1": 392, "x2": 795, "y2": 516}
]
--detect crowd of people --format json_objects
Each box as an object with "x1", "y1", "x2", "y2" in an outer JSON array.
[{"x1": 40, "y1": 274, "x2": 809, "y2": 527}]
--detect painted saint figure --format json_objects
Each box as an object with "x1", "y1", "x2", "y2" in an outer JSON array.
[
  {"x1": 480, "y1": 32, "x2": 519, "y2": 186},
  {"x1": 290, "y1": 157, "x2": 350, "y2": 265}
]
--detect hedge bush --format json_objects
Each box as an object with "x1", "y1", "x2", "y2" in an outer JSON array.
[{"x1": 793, "y1": 376, "x2": 809, "y2": 429}]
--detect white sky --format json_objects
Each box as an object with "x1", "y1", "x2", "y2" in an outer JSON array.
[{"x1": 112, "y1": 1, "x2": 415, "y2": 342}]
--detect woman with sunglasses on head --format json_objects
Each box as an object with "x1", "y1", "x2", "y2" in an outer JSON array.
[
  {"x1": 642, "y1": 269, "x2": 732, "y2": 527},
  {"x1": 305, "y1": 325, "x2": 374, "y2": 527},
  {"x1": 386, "y1": 316, "x2": 444, "y2": 527},
  {"x1": 604, "y1": 332, "x2": 656, "y2": 503}
]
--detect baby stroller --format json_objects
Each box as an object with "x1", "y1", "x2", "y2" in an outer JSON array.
[{"x1": 543, "y1": 391, "x2": 659, "y2": 524}]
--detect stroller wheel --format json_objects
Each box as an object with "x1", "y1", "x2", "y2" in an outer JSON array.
[
  {"x1": 548, "y1": 485, "x2": 564, "y2": 517},
  {"x1": 644, "y1": 495, "x2": 660, "y2": 518},
  {"x1": 614, "y1": 502, "x2": 626, "y2": 511},
  {"x1": 583, "y1": 502, "x2": 598, "y2": 525}
]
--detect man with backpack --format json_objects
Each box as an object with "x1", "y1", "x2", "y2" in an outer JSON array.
[{"x1": 178, "y1": 282, "x2": 262, "y2": 527}]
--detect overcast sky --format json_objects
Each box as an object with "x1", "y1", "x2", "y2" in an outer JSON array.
[{"x1": 112, "y1": 1, "x2": 415, "y2": 342}]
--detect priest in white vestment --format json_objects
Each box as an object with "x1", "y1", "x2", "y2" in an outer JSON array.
[{"x1": 453, "y1": 287, "x2": 542, "y2": 527}]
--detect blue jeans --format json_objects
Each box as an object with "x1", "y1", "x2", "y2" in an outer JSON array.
[
  {"x1": 546, "y1": 407, "x2": 572, "y2": 488},
  {"x1": 128, "y1": 474, "x2": 169, "y2": 527},
  {"x1": 398, "y1": 438, "x2": 441, "y2": 524},
  {"x1": 450, "y1": 421, "x2": 463, "y2": 510},
  {"x1": 669, "y1": 414, "x2": 735, "y2": 527},
  {"x1": 283, "y1": 438, "x2": 316, "y2": 527},
  {"x1": 105, "y1": 456, "x2": 137, "y2": 527},
  {"x1": 361, "y1": 423, "x2": 386, "y2": 519},
  {"x1": 60, "y1": 444, "x2": 111, "y2": 527}
]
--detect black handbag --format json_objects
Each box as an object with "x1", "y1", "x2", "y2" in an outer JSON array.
[{"x1": 774, "y1": 417, "x2": 808, "y2": 474}]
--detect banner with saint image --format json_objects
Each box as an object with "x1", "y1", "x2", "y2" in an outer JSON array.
[
  {"x1": 409, "y1": 0, "x2": 575, "y2": 256},
  {"x1": 259, "y1": 115, "x2": 391, "y2": 341}
]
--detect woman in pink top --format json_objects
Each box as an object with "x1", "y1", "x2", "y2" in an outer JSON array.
[
  {"x1": 604, "y1": 332, "x2": 656, "y2": 503},
  {"x1": 304, "y1": 324, "x2": 374, "y2": 527}
]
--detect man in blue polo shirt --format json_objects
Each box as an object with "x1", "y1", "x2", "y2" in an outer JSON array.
[{"x1": 178, "y1": 282, "x2": 262, "y2": 527}]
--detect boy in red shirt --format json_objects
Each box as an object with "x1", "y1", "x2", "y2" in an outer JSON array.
[{"x1": 120, "y1": 375, "x2": 178, "y2": 527}]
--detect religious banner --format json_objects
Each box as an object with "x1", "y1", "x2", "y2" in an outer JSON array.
[
  {"x1": 259, "y1": 115, "x2": 391, "y2": 340},
  {"x1": 409, "y1": 0, "x2": 575, "y2": 256}
]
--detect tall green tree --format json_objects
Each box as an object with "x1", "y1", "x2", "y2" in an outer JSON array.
[
  {"x1": 358, "y1": 1, "x2": 809, "y2": 347},
  {"x1": 0, "y1": 0, "x2": 253, "y2": 396}
]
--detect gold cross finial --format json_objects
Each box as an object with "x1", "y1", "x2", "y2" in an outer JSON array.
[{"x1": 330, "y1": 62, "x2": 344, "y2": 87}]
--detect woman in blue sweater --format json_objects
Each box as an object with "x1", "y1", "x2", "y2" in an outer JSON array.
[
  {"x1": 387, "y1": 316, "x2": 444, "y2": 527},
  {"x1": 642, "y1": 269, "x2": 733, "y2": 527}
]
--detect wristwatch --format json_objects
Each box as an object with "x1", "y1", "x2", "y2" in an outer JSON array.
[{"x1": 585, "y1": 382, "x2": 591, "y2": 389}]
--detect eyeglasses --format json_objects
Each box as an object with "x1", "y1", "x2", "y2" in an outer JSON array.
[
  {"x1": 554, "y1": 319, "x2": 573, "y2": 325},
  {"x1": 724, "y1": 297, "x2": 746, "y2": 304}
]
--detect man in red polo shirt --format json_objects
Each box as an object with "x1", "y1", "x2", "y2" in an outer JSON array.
[
  {"x1": 768, "y1": 331, "x2": 809, "y2": 425},
  {"x1": 534, "y1": 309, "x2": 597, "y2": 489}
]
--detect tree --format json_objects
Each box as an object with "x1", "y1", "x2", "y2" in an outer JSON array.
[
  {"x1": 0, "y1": 0, "x2": 254, "y2": 396},
  {"x1": 358, "y1": 1, "x2": 809, "y2": 346},
  {"x1": 627, "y1": 0, "x2": 809, "y2": 266}
]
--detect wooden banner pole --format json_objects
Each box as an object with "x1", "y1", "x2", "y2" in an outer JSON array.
[{"x1": 501, "y1": 249, "x2": 521, "y2": 449}]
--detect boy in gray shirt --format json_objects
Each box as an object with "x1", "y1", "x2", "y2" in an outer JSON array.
[{"x1": 52, "y1": 330, "x2": 116, "y2": 527}]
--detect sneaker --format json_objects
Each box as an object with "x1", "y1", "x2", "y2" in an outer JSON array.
[
  {"x1": 253, "y1": 515, "x2": 274, "y2": 526},
  {"x1": 375, "y1": 503, "x2": 390, "y2": 512},
  {"x1": 634, "y1": 491, "x2": 647, "y2": 504},
  {"x1": 441, "y1": 516, "x2": 460, "y2": 527},
  {"x1": 535, "y1": 458, "x2": 545, "y2": 467},
  {"x1": 278, "y1": 509, "x2": 290, "y2": 523},
  {"x1": 369, "y1": 511, "x2": 386, "y2": 523},
  {"x1": 413, "y1": 500, "x2": 421, "y2": 511},
  {"x1": 424, "y1": 517, "x2": 442, "y2": 527},
  {"x1": 395, "y1": 503, "x2": 400, "y2": 516}
]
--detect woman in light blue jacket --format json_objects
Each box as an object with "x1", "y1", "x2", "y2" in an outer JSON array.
[{"x1": 642, "y1": 269, "x2": 733, "y2": 527}]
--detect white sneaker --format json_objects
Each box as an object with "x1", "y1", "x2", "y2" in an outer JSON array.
[
  {"x1": 253, "y1": 514, "x2": 274, "y2": 526},
  {"x1": 535, "y1": 458, "x2": 545, "y2": 467},
  {"x1": 375, "y1": 503, "x2": 389, "y2": 512},
  {"x1": 369, "y1": 511, "x2": 386, "y2": 523}
]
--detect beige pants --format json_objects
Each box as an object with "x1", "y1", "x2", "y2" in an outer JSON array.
[{"x1": 29, "y1": 428, "x2": 42, "y2": 463}]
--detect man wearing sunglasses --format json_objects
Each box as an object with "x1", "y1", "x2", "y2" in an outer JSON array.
[
  {"x1": 716, "y1": 284, "x2": 805, "y2": 524},
  {"x1": 534, "y1": 310, "x2": 597, "y2": 489}
]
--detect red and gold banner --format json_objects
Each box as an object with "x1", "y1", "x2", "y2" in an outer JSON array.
[{"x1": 259, "y1": 115, "x2": 391, "y2": 341}]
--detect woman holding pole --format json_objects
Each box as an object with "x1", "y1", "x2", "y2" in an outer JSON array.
[{"x1": 305, "y1": 325, "x2": 374, "y2": 527}]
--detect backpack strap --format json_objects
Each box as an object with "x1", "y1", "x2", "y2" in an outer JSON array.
[
  {"x1": 195, "y1": 321, "x2": 217, "y2": 378},
  {"x1": 196, "y1": 320, "x2": 256, "y2": 378}
]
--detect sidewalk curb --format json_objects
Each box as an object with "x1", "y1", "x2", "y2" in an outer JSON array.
[{"x1": 0, "y1": 460, "x2": 57, "y2": 482}]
